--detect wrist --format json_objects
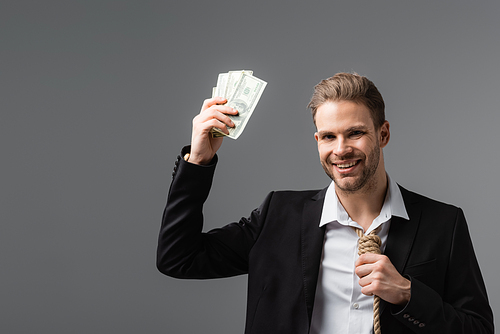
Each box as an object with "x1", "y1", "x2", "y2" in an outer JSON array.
[
  {"x1": 187, "y1": 153, "x2": 213, "y2": 166},
  {"x1": 396, "y1": 277, "x2": 412, "y2": 306},
  {"x1": 181, "y1": 146, "x2": 216, "y2": 166}
]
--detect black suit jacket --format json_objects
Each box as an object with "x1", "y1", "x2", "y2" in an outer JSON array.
[{"x1": 157, "y1": 151, "x2": 494, "y2": 334}]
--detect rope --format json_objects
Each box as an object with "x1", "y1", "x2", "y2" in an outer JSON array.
[{"x1": 354, "y1": 227, "x2": 382, "y2": 334}]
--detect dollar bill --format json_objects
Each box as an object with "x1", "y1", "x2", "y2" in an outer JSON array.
[
  {"x1": 212, "y1": 70, "x2": 253, "y2": 99},
  {"x1": 214, "y1": 73, "x2": 228, "y2": 98},
  {"x1": 224, "y1": 70, "x2": 252, "y2": 98},
  {"x1": 211, "y1": 72, "x2": 267, "y2": 139}
]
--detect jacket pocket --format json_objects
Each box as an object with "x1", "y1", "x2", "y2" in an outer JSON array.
[{"x1": 403, "y1": 258, "x2": 437, "y2": 278}]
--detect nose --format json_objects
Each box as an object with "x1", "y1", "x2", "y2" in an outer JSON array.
[{"x1": 333, "y1": 137, "x2": 352, "y2": 157}]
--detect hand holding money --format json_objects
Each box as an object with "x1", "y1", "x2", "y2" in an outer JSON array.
[
  {"x1": 189, "y1": 97, "x2": 238, "y2": 165},
  {"x1": 210, "y1": 70, "x2": 267, "y2": 139},
  {"x1": 188, "y1": 70, "x2": 267, "y2": 165}
]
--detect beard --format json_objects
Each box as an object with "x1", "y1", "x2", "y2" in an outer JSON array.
[{"x1": 321, "y1": 141, "x2": 381, "y2": 194}]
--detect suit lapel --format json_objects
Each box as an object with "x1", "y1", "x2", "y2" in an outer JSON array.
[
  {"x1": 380, "y1": 186, "x2": 422, "y2": 314},
  {"x1": 300, "y1": 188, "x2": 327, "y2": 323}
]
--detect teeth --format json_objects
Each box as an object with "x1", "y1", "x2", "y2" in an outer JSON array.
[{"x1": 336, "y1": 161, "x2": 357, "y2": 168}]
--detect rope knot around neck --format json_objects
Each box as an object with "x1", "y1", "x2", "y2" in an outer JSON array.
[{"x1": 357, "y1": 233, "x2": 382, "y2": 255}]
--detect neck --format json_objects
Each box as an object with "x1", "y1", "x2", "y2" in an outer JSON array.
[{"x1": 336, "y1": 170, "x2": 388, "y2": 231}]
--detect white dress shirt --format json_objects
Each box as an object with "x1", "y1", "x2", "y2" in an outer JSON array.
[{"x1": 309, "y1": 175, "x2": 409, "y2": 334}]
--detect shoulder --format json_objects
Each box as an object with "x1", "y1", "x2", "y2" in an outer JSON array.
[
  {"x1": 268, "y1": 188, "x2": 326, "y2": 203},
  {"x1": 254, "y1": 188, "x2": 326, "y2": 214},
  {"x1": 398, "y1": 185, "x2": 463, "y2": 219},
  {"x1": 399, "y1": 185, "x2": 457, "y2": 207}
]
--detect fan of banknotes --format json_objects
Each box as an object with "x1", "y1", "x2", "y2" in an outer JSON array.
[{"x1": 210, "y1": 70, "x2": 267, "y2": 139}]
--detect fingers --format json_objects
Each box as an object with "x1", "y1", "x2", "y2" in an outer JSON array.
[
  {"x1": 358, "y1": 271, "x2": 411, "y2": 305},
  {"x1": 354, "y1": 254, "x2": 411, "y2": 305},
  {"x1": 355, "y1": 255, "x2": 387, "y2": 292},
  {"x1": 356, "y1": 260, "x2": 385, "y2": 298},
  {"x1": 359, "y1": 278, "x2": 380, "y2": 297},
  {"x1": 355, "y1": 254, "x2": 388, "y2": 278},
  {"x1": 355, "y1": 253, "x2": 380, "y2": 267},
  {"x1": 194, "y1": 108, "x2": 236, "y2": 134},
  {"x1": 200, "y1": 97, "x2": 229, "y2": 113},
  {"x1": 193, "y1": 117, "x2": 225, "y2": 135},
  {"x1": 195, "y1": 100, "x2": 238, "y2": 134}
]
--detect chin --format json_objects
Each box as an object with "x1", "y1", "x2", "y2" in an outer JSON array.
[{"x1": 335, "y1": 181, "x2": 361, "y2": 193}]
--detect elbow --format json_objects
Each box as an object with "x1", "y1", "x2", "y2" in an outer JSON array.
[
  {"x1": 156, "y1": 252, "x2": 178, "y2": 278},
  {"x1": 156, "y1": 258, "x2": 170, "y2": 276},
  {"x1": 156, "y1": 249, "x2": 190, "y2": 279}
]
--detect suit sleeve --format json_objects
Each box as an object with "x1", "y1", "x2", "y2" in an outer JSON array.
[
  {"x1": 156, "y1": 148, "x2": 271, "y2": 279},
  {"x1": 391, "y1": 208, "x2": 494, "y2": 333}
]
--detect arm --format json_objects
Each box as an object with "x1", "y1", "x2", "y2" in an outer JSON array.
[
  {"x1": 156, "y1": 98, "x2": 261, "y2": 278},
  {"x1": 157, "y1": 149, "x2": 240, "y2": 278},
  {"x1": 156, "y1": 151, "x2": 273, "y2": 278}
]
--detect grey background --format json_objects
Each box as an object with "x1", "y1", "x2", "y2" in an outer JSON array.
[{"x1": 1, "y1": 1, "x2": 498, "y2": 333}]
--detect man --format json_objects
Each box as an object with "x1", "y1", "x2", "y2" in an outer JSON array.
[{"x1": 157, "y1": 73, "x2": 493, "y2": 333}]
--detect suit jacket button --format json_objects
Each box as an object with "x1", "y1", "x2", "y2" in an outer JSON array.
[
  {"x1": 413, "y1": 320, "x2": 420, "y2": 325},
  {"x1": 419, "y1": 323, "x2": 426, "y2": 328},
  {"x1": 408, "y1": 317, "x2": 415, "y2": 322},
  {"x1": 403, "y1": 314, "x2": 410, "y2": 319}
]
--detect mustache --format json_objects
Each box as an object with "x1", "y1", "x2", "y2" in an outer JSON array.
[{"x1": 328, "y1": 154, "x2": 363, "y2": 163}]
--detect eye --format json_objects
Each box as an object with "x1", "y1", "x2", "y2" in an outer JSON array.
[
  {"x1": 323, "y1": 134, "x2": 335, "y2": 140},
  {"x1": 350, "y1": 130, "x2": 364, "y2": 138}
]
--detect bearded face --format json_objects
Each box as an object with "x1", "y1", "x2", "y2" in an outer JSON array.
[{"x1": 314, "y1": 100, "x2": 389, "y2": 195}]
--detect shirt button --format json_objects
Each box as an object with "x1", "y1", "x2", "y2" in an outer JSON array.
[{"x1": 353, "y1": 303, "x2": 360, "y2": 309}]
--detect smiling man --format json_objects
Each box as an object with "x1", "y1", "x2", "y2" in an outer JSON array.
[{"x1": 157, "y1": 73, "x2": 493, "y2": 334}]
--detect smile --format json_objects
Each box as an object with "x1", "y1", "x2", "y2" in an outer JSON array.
[{"x1": 334, "y1": 160, "x2": 359, "y2": 169}]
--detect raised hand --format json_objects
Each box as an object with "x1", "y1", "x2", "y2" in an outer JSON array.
[{"x1": 189, "y1": 97, "x2": 238, "y2": 165}]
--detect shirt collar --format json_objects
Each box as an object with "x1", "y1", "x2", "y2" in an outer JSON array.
[{"x1": 319, "y1": 174, "x2": 409, "y2": 228}]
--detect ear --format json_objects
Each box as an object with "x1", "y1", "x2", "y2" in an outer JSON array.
[
  {"x1": 314, "y1": 132, "x2": 319, "y2": 143},
  {"x1": 379, "y1": 121, "x2": 390, "y2": 148}
]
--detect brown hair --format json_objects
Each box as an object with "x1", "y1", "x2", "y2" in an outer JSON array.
[{"x1": 308, "y1": 72, "x2": 385, "y2": 128}]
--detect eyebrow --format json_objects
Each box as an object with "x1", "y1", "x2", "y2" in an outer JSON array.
[
  {"x1": 316, "y1": 130, "x2": 334, "y2": 137},
  {"x1": 317, "y1": 125, "x2": 369, "y2": 137},
  {"x1": 345, "y1": 125, "x2": 369, "y2": 132}
]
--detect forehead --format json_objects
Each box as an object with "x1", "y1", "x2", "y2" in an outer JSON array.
[{"x1": 315, "y1": 100, "x2": 374, "y2": 131}]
